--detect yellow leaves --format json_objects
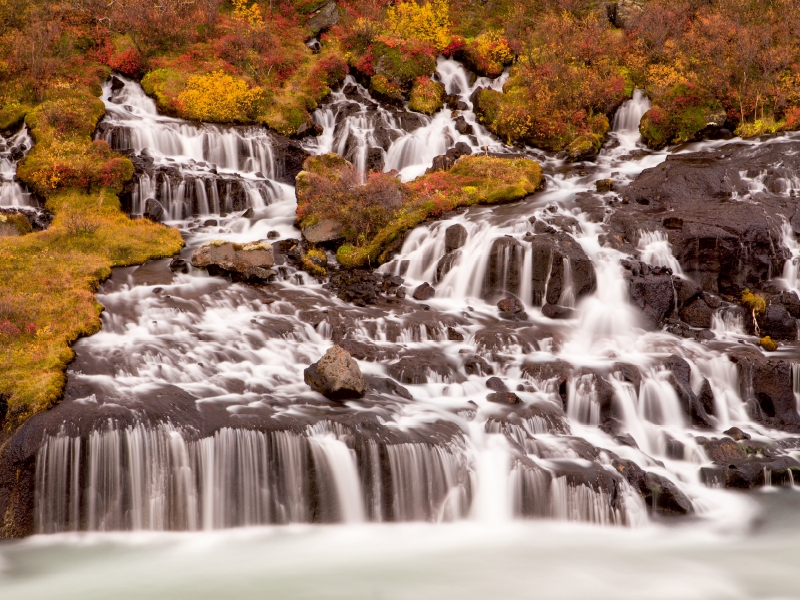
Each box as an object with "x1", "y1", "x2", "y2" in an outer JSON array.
[
  {"x1": 177, "y1": 71, "x2": 260, "y2": 123},
  {"x1": 232, "y1": 0, "x2": 264, "y2": 27},
  {"x1": 385, "y1": 0, "x2": 451, "y2": 53},
  {"x1": 474, "y1": 30, "x2": 513, "y2": 67}
]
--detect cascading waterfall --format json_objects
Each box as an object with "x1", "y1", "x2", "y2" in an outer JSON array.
[{"x1": 28, "y1": 65, "x2": 800, "y2": 540}]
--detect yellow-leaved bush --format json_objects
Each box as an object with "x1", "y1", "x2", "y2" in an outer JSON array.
[
  {"x1": 232, "y1": 0, "x2": 264, "y2": 27},
  {"x1": 177, "y1": 71, "x2": 261, "y2": 123},
  {"x1": 385, "y1": 0, "x2": 451, "y2": 53}
]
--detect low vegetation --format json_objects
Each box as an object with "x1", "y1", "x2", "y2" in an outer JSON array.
[{"x1": 296, "y1": 153, "x2": 543, "y2": 268}]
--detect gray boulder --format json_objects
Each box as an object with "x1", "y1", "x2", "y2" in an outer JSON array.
[
  {"x1": 191, "y1": 240, "x2": 275, "y2": 281},
  {"x1": 302, "y1": 219, "x2": 345, "y2": 244},
  {"x1": 304, "y1": 345, "x2": 366, "y2": 400},
  {"x1": 307, "y1": 0, "x2": 339, "y2": 34}
]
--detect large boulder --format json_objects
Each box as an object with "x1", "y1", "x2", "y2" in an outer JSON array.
[
  {"x1": 304, "y1": 345, "x2": 366, "y2": 400},
  {"x1": 663, "y1": 354, "x2": 714, "y2": 428},
  {"x1": 445, "y1": 223, "x2": 468, "y2": 253},
  {"x1": 302, "y1": 219, "x2": 345, "y2": 245},
  {"x1": 306, "y1": 0, "x2": 339, "y2": 34},
  {"x1": 761, "y1": 304, "x2": 797, "y2": 341},
  {"x1": 190, "y1": 240, "x2": 275, "y2": 281},
  {"x1": 529, "y1": 231, "x2": 596, "y2": 306}
]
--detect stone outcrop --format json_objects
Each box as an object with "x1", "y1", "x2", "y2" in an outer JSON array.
[
  {"x1": 304, "y1": 345, "x2": 366, "y2": 400},
  {"x1": 190, "y1": 240, "x2": 275, "y2": 281}
]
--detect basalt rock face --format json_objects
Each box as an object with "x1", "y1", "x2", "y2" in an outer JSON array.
[
  {"x1": 610, "y1": 142, "x2": 800, "y2": 297},
  {"x1": 529, "y1": 231, "x2": 596, "y2": 306}
]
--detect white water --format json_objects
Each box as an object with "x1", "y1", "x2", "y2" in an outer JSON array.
[{"x1": 0, "y1": 127, "x2": 32, "y2": 207}]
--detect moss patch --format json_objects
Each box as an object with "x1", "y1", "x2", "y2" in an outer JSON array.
[
  {"x1": 408, "y1": 77, "x2": 445, "y2": 114},
  {"x1": 296, "y1": 152, "x2": 542, "y2": 269},
  {"x1": 0, "y1": 190, "x2": 183, "y2": 431}
]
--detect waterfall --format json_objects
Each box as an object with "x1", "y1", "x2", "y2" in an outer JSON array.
[{"x1": 0, "y1": 127, "x2": 32, "y2": 207}]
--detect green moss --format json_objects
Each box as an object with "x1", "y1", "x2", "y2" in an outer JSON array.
[
  {"x1": 370, "y1": 74, "x2": 404, "y2": 105},
  {"x1": 302, "y1": 248, "x2": 328, "y2": 276},
  {"x1": 639, "y1": 106, "x2": 673, "y2": 149},
  {"x1": 372, "y1": 38, "x2": 437, "y2": 87},
  {"x1": 141, "y1": 68, "x2": 189, "y2": 116},
  {"x1": 566, "y1": 133, "x2": 601, "y2": 161},
  {"x1": 408, "y1": 77, "x2": 445, "y2": 115},
  {"x1": 0, "y1": 214, "x2": 32, "y2": 235}
]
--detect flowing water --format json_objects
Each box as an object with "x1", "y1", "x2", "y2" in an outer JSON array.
[
  {"x1": 0, "y1": 127, "x2": 32, "y2": 207},
  {"x1": 3, "y1": 60, "x2": 800, "y2": 598}
]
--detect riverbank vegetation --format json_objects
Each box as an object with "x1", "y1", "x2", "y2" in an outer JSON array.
[{"x1": 296, "y1": 153, "x2": 543, "y2": 268}]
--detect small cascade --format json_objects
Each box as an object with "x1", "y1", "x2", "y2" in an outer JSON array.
[
  {"x1": 97, "y1": 76, "x2": 293, "y2": 219},
  {"x1": 611, "y1": 89, "x2": 651, "y2": 149},
  {"x1": 638, "y1": 230, "x2": 683, "y2": 274},
  {"x1": 0, "y1": 127, "x2": 32, "y2": 207}
]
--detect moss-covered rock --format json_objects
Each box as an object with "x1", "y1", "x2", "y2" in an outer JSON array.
[
  {"x1": 296, "y1": 152, "x2": 543, "y2": 269},
  {"x1": 408, "y1": 77, "x2": 444, "y2": 114},
  {"x1": 370, "y1": 74, "x2": 405, "y2": 105},
  {"x1": 372, "y1": 37, "x2": 437, "y2": 88}
]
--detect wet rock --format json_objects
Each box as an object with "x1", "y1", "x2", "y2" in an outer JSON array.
[
  {"x1": 663, "y1": 355, "x2": 714, "y2": 428},
  {"x1": 606, "y1": 0, "x2": 644, "y2": 28},
  {"x1": 487, "y1": 391, "x2": 522, "y2": 405},
  {"x1": 463, "y1": 355, "x2": 494, "y2": 376},
  {"x1": 168, "y1": 258, "x2": 189, "y2": 274},
  {"x1": 483, "y1": 236, "x2": 524, "y2": 301},
  {"x1": 267, "y1": 230, "x2": 280, "y2": 239},
  {"x1": 679, "y1": 296, "x2": 713, "y2": 329},
  {"x1": 724, "y1": 427, "x2": 751, "y2": 441},
  {"x1": 412, "y1": 282, "x2": 436, "y2": 301},
  {"x1": 612, "y1": 142, "x2": 798, "y2": 296},
  {"x1": 143, "y1": 198, "x2": 164, "y2": 222},
  {"x1": 338, "y1": 339, "x2": 398, "y2": 362},
  {"x1": 761, "y1": 304, "x2": 797, "y2": 340},
  {"x1": 780, "y1": 290, "x2": 800, "y2": 318},
  {"x1": 447, "y1": 327, "x2": 464, "y2": 341},
  {"x1": 541, "y1": 304, "x2": 575, "y2": 320},
  {"x1": 730, "y1": 350, "x2": 800, "y2": 431},
  {"x1": 388, "y1": 353, "x2": 457, "y2": 384},
  {"x1": 698, "y1": 378, "x2": 715, "y2": 416},
  {"x1": 622, "y1": 260, "x2": 675, "y2": 329},
  {"x1": 302, "y1": 219, "x2": 345, "y2": 245},
  {"x1": 700, "y1": 437, "x2": 747, "y2": 462},
  {"x1": 486, "y1": 377, "x2": 509, "y2": 393},
  {"x1": 497, "y1": 295, "x2": 524, "y2": 314},
  {"x1": 530, "y1": 231, "x2": 596, "y2": 306},
  {"x1": 306, "y1": 0, "x2": 339, "y2": 34},
  {"x1": 304, "y1": 345, "x2": 366, "y2": 400},
  {"x1": 701, "y1": 456, "x2": 800, "y2": 489},
  {"x1": 435, "y1": 251, "x2": 460, "y2": 283},
  {"x1": 445, "y1": 223, "x2": 468, "y2": 253},
  {"x1": 453, "y1": 115, "x2": 473, "y2": 135},
  {"x1": 644, "y1": 472, "x2": 692, "y2": 515},
  {"x1": 191, "y1": 240, "x2": 275, "y2": 281},
  {"x1": 203, "y1": 219, "x2": 218, "y2": 227}
]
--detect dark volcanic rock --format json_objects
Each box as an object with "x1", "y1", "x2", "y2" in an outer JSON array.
[
  {"x1": 541, "y1": 303, "x2": 575, "y2": 320},
  {"x1": 302, "y1": 219, "x2": 345, "y2": 244},
  {"x1": 304, "y1": 346, "x2": 366, "y2": 400},
  {"x1": 497, "y1": 295, "x2": 525, "y2": 314},
  {"x1": 143, "y1": 197, "x2": 164, "y2": 222},
  {"x1": 530, "y1": 231, "x2": 596, "y2": 306},
  {"x1": 483, "y1": 236, "x2": 524, "y2": 301},
  {"x1": 412, "y1": 282, "x2": 436, "y2": 301},
  {"x1": 730, "y1": 349, "x2": 800, "y2": 431},
  {"x1": 621, "y1": 260, "x2": 675, "y2": 329},
  {"x1": 445, "y1": 223, "x2": 468, "y2": 253},
  {"x1": 611, "y1": 141, "x2": 800, "y2": 296},
  {"x1": 680, "y1": 296, "x2": 714, "y2": 329},
  {"x1": 761, "y1": 304, "x2": 797, "y2": 340},
  {"x1": 663, "y1": 355, "x2": 714, "y2": 428}
]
